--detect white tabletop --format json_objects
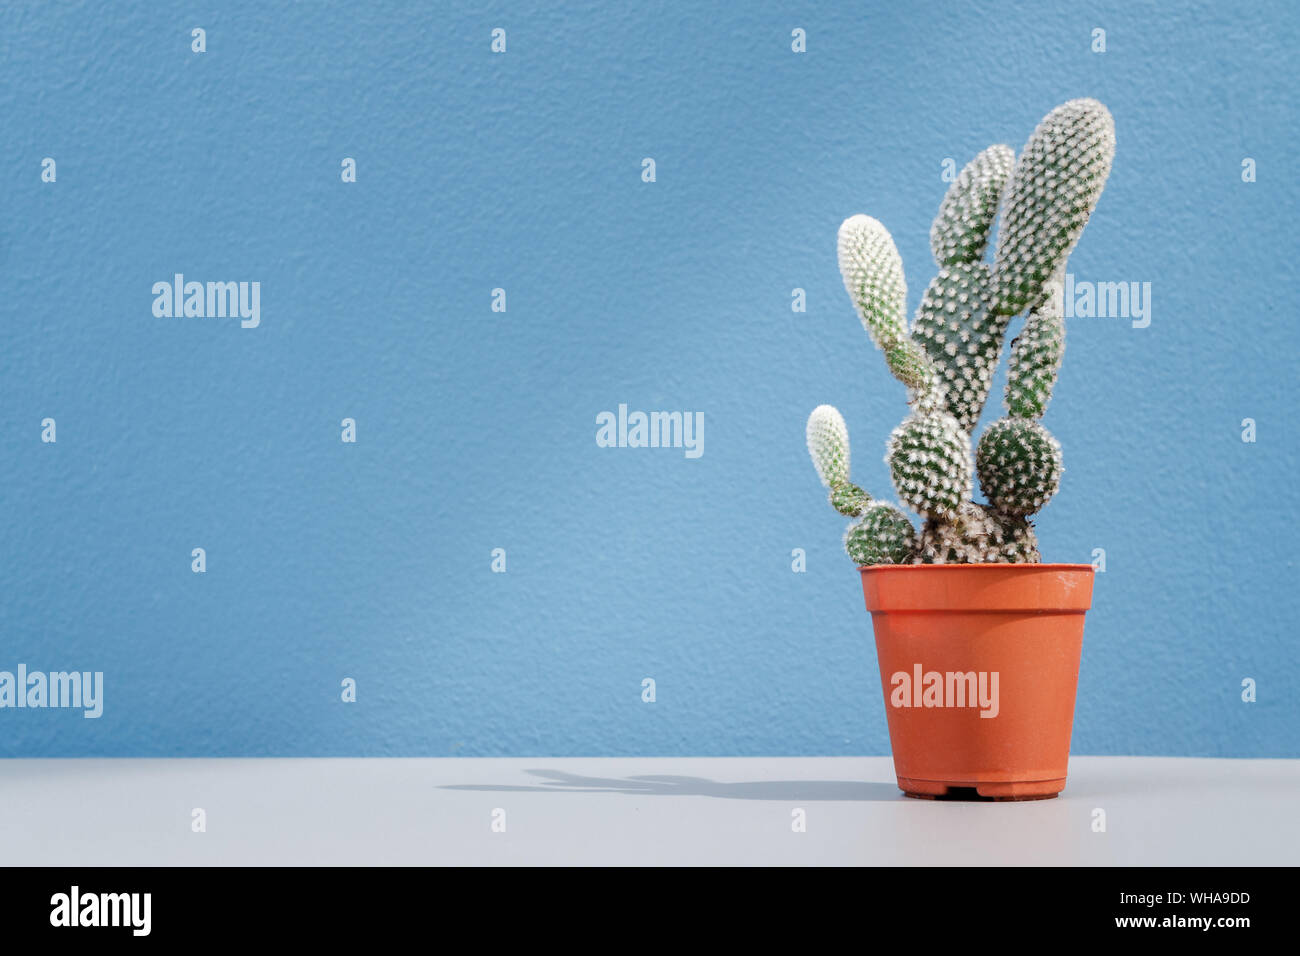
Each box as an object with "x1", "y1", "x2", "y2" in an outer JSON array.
[{"x1": 1, "y1": 756, "x2": 1294, "y2": 866}]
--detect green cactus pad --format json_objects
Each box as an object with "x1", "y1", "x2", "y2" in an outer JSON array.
[
  {"x1": 886, "y1": 412, "x2": 972, "y2": 519},
  {"x1": 883, "y1": 338, "x2": 943, "y2": 400},
  {"x1": 976, "y1": 418, "x2": 1063, "y2": 515},
  {"x1": 1005, "y1": 289, "x2": 1066, "y2": 419},
  {"x1": 837, "y1": 214, "x2": 907, "y2": 350},
  {"x1": 993, "y1": 99, "x2": 1115, "y2": 315},
  {"x1": 844, "y1": 502, "x2": 917, "y2": 566},
  {"x1": 838, "y1": 215, "x2": 941, "y2": 399},
  {"x1": 829, "y1": 480, "x2": 871, "y2": 517},
  {"x1": 805, "y1": 404, "x2": 852, "y2": 489},
  {"x1": 911, "y1": 261, "x2": 1006, "y2": 431},
  {"x1": 930, "y1": 144, "x2": 1015, "y2": 266}
]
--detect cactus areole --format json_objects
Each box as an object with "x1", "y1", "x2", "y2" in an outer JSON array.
[
  {"x1": 809, "y1": 100, "x2": 1113, "y2": 801},
  {"x1": 806, "y1": 99, "x2": 1115, "y2": 566}
]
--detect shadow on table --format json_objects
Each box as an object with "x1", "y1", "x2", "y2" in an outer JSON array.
[{"x1": 440, "y1": 768, "x2": 903, "y2": 802}]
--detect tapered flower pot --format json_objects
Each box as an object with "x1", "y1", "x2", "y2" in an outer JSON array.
[{"x1": 860, "y1": 563, "x2": 1094, "y2": 800}]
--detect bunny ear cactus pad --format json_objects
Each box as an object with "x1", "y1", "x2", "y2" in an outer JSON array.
[
  {"x1": 911, "y1": 261, "x2": 1000, "y2": 431},
  {"x1": 806, "y1": 404, "x2": 852, "y2": 489},
  {"x1": 837, "y1": 215, "x2": 940, "y2": 403},
  {"x1": 916, "y1": 147, "x2": 1018, "y2": 432},
  {"x1": 807, "y1": 404, "x2": 872, "y2": 517},
  {"x1": 805, "y1": 405, "x2": 918, "y2": 560},
  {"x1": 807, "y1": 99, "x2": 1112, "y2": 566},
  {"x1": 1005, "y1": 287, "x2": 1066, "y2": 419},
  {"x1": 886, "y1": 413, "x2": 973, "y2": 520},
  {"x1": 993, "y1": 99, "x2": 1116, "y2": 315},
  {"x1": 976, "y1": 418, "x2": 1063, "y2": 515},
  {"x1": 930, "y1": 144, "x2": 1015, "y2": 266},
  {"x1": 845, "y1": 503, "x2": 917, "y2": 566},
  {"x1": 829, "y1": 482, "x2": 872, "y2": 517},
  {"x1": 836, "y1": 215, "x2": 907, "y2": 351}
]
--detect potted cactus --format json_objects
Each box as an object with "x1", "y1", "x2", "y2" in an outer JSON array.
[{"x1": 806, "y1": 99, "x2": 1115, "y2": 800}]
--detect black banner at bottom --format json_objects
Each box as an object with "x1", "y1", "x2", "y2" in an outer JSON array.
[{"x1": 0, "y1": 865, "x2": 1285, "y2": 942}]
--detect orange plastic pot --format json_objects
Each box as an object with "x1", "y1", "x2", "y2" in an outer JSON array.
[{"x1": 860, "y1": 563, "x2": 1094, "y2": 800}]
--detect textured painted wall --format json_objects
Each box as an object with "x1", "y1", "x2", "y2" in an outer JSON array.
[{"x1": 2, "y1": 0, "x2": 1296, "y2": 757}]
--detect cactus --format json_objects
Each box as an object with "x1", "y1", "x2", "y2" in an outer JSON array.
[
  {"x1": 838, "y1": 216, "x2": 942, "y2": 405},
  {"x1": 930, "y1": 144, "x2": 1015, "y2": 266},
  {"x1": 807, "y1": 405, "x2": 915, "y2": 561},
  {"x1": 805, "y1": 99, "x2": 1114, "y2": 566},
  {"x1": 845, "y1": 503, "x2": 917, "y2": 566},
  {"x1": 885, "y1": 412, "x2": 972, "y2": 519},
  {"x1": 911, "y1": 261, "x2": 1000, "y2": 430},
  {"x1": 1004, "y1": 278, "x2": 1066, "y2": 418},
  {"x1": 975, "y1": 418, "x2": 1063, "y2": 516}
]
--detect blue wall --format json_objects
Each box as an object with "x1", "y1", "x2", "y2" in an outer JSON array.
[{"x1": 3, "y1": 0, "x2": 1296, "y2": 757}]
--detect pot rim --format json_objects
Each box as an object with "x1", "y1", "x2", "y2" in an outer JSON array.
[
  {"x1": 859, "y1": 563, "x2": 1095, "y2": 572},
  {"x1": 859, "y1": 562, "x2": 1095, "y2": 612}
]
